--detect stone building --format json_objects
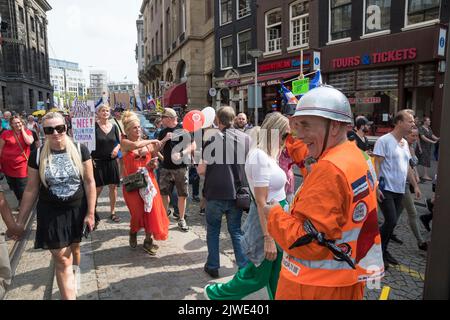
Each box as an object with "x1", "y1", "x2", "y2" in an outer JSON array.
[
  {"x1": 140, "y1": 0, "x2": 214, "y2": 111},
  {"x1": 0, "y1": 0, "x2": 53, "y2": 112}
]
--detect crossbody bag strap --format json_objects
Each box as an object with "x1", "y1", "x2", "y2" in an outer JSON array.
[
  {"x1": 13, "y1": 131, "x2": 29, "y2": 161},
  {"x1": 113, "y1": 118, "x2": 124, "y2": 136}
]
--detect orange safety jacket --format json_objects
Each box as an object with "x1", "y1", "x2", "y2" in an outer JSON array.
[{"x1": 268, "y1": 141, "x2": 384, "y2": 288}]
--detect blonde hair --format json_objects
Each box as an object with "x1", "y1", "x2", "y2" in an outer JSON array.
[
  {"x1": 121, "y1": 111, "x2": 140, "y2": 136},
  {"x1": 39, "y1": 112, "x2": 84, "y2": 188},
  {"x1": 248, "y1": 112, "x2": 289, "y2": 159},
  {"x1": 96, "y1": 104, "x2": 110, "y2": 113}
]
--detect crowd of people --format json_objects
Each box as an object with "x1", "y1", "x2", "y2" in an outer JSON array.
[{"x1": 0, "y1": 85, "x2": 440, "y2": 300}]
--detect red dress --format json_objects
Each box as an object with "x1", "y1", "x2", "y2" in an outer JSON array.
[
  {"x1": 122, "y1": 150, "x2": 169, "y2": 240},
  {"x1": 0, "y1": 129, "x2": 32, "y2": 178}
]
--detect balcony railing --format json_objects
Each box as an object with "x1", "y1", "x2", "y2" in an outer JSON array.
[
  {"x1": 149, "y1": 55, "x2": 162, "y2": 67},
  {"x1": 238, "y1": 6, "x2": 251, "y2": 18}
]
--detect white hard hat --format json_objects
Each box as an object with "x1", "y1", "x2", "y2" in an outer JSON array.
[{"x1": 293, "y1": 86, "x2": 353, "y2": 124}]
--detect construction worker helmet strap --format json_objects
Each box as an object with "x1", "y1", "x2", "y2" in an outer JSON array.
[
  {"x1": 319, "y1": 119, "x2": 332, "y2": 159},
  {"x1": 293, "y1": 86, "x2": 353, "y2": 124}
]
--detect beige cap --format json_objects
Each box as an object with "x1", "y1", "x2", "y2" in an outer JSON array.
[{"x1": 162, "y1": 108, "x2": 177, "y2": 118}]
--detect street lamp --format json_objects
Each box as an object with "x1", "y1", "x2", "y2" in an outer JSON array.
[{"x1": 248, "y1": 49, "x2": 263, "y2": 126}]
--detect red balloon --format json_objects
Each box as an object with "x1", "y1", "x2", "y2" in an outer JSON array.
[{"x1": 182, "y1": 110, "x2": 205, "y2": 132}]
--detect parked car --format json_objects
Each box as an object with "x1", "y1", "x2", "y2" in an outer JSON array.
[{"x1": 136, "y1": 112, "x2": 155, "y2": 139}]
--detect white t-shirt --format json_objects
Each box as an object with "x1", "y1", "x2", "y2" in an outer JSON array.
[
  {"x1": 245, "y1": 148, "x2": 287, "y2": 203},
  {"x1": 373, "y1": 133, "x2": 411, "y2": 194}
]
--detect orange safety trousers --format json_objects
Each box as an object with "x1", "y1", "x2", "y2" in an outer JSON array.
[{"x1": 275, "y1": 279, "x2": 365, "y2": 300}]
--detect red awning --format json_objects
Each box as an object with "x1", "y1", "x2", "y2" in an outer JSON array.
[{"x1": 163, "y1": 82, "x2": 187, "y2": 107}]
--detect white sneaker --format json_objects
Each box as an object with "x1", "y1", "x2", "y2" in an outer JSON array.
[{"x1": 178, "y1": 219, "x2": 189, "y2": 232}]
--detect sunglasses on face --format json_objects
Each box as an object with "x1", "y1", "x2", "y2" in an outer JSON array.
[{"x1": 43, "y1": 125, "x2": 66, "y2": 135}]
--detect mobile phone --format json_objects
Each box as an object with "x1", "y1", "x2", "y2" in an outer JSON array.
[{"x1": 82, "y1": 223, "x2": 90, "y2": 239}]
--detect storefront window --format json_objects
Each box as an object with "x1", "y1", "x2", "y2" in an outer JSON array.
[
  {"x1": 349, "y1": 90, "x2": 398, "y2": 135},
  {"x1": 330, "y1": 0, "x2": 352, "y2": 41},
  {"x1": 266, "y1": 9, "x2": 282, "y2": 53},
  {"x1": 262, "y1": 85, "x2": 282, "y2": 116},
  {"x1": 406, "y1": 0, "x2": 440, "y2": 25},
  {"x1": 357, "y1": 68, "x2": 398, "y2": 90},
  {"x1": 364, "y1": 0, "x2": 391, "y2": 34}
]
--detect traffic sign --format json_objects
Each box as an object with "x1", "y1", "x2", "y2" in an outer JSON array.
[
  {"x1": 209, "y1": 88, "x2": 217, "y2": 97},
  {"x1": 313, "y1": 51, "x2": 321, "y2": 71},
  {"x1": 438, "y1": 28, "x2": 447, "y2": 57}
]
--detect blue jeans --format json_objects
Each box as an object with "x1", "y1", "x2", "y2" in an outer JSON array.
[{"x1": 205, "y1": 200, "x2": 249, "y2": 271}]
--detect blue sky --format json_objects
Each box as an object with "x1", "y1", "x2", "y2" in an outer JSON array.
[{"x1": 47, "y1": 0, "x2": 141, "y2": 84}]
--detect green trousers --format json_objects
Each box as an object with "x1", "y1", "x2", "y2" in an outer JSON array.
[{"x1": 205, "y1": 249, "x2": 283, "y2": 300}]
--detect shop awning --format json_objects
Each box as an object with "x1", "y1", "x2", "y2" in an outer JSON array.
[
  {"x1": 256, "y1": 70, "x2": 302, "y2": 84},
  {"x1": 163, "y1": 82, "x2": 187, "y2": 107},
  {"x1": 238, "y1": 70, "x2": 302, "y2": 88}
]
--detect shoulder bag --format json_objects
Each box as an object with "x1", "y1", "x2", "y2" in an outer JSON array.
[
  {"x1": 230, "y1": 144, "x2": 251, "y2": 211},
  {"x1": 13, "y1": 131, "x2": 29, "y2": 161},
  {"x1": 122, "y1": 148, "x2": 148, "y2": 193}
]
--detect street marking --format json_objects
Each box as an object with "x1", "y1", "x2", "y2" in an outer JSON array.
[
  {"x1": 379, "y1": 286, "x2": 391, "y2": 300},
  {"x1": 396, "y1": 264, "x2": 425, "y2": 280}
]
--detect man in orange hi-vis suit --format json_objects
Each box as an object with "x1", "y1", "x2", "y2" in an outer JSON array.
[{"x1": 265, "y1": 86, "x2": 384, "y2": 300}]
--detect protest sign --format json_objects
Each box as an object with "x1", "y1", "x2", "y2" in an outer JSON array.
[
  {"x1": 292, "y1": 78, "x2": 310, "y2": 96},
  {"x1": 71, "y1": 100, "x2": 96, "y2": 152}
]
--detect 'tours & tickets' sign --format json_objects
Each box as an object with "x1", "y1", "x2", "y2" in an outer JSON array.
[
  {"x1": 332, "y1": 48, "x2": 417, "y2": 69},
  {"x1": 71, "y1": 100, "x2": 96, "y2": 152}
]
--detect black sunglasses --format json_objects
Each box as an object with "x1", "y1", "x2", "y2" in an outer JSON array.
[{"x1": 43, "y1": 125, "x2": 66, "y2": 135}]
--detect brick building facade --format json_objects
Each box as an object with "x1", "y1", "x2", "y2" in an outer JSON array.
[
  {"x1": 0, "y1": 0, "x2": 53, "y2": 113},
  {"x1": 140, "y1": 0, "x2": 214, "y2": 111}
]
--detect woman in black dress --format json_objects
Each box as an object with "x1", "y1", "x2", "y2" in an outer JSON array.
[
  {"x1": 14, "y1": 112, "x2": 96, "y2": 300},
  {"x1": 92, "y1": 104, "x2": 121, "y2": 224},
  {"x1": 418, "y1": 117, "x2": 439, "y2": 181}
]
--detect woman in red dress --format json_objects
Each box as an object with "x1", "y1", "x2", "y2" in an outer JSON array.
[
  {"x1": 0, "y1": 116, "x2": 34, "y2": 203},
  {"x1": 121, "y1": 111, "x2": 169, "y2": 255}
]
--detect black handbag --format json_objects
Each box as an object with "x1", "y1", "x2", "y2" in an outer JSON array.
[
  {"x1": 231, "y1": 163, "x2": 251, "y2": 211},
  {"x1": 123, "y1": 166, "x2": 147, "y2": 193}
]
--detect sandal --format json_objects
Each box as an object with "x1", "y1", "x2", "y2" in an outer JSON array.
[{"x1": 110, "y1": 214, "x2": 121, "y2": 222}]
